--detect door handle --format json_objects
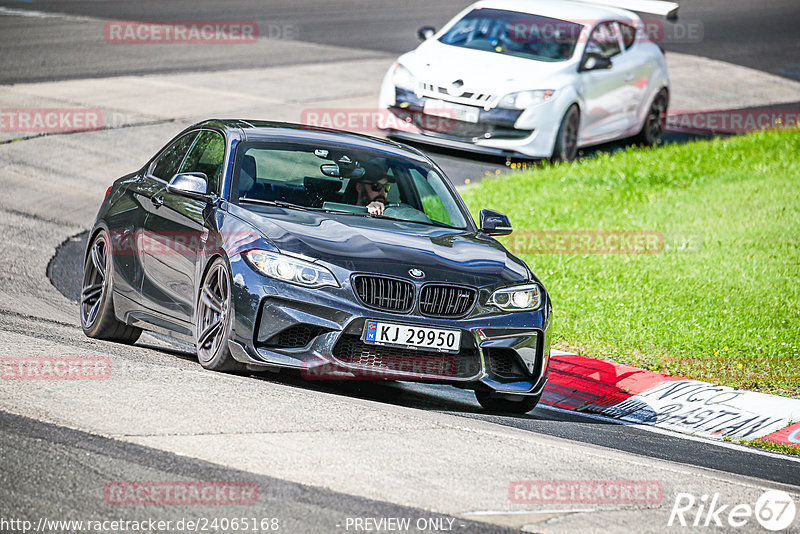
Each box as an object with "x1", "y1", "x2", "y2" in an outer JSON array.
[
  {"x1": 152, "y1": 195, "x2": 164, "y2": 208},
  {"x1": 625, "y1": 72, "x2": 634, "y2": 82}
]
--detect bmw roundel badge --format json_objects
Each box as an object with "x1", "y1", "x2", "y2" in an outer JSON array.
[{"x1": 409, "y1": 268, "x2": 425, "y2": 279}]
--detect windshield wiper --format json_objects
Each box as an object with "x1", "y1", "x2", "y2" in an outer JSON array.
[
  {"x1": 373, "y1": 213, "x2": 458, "y2": 230},
  {"x1": 239, "y1": 198, "x2": 321, "y2": 211}
]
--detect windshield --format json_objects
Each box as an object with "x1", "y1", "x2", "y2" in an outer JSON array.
[
  {"x1": 233, "y1": 141, "x2": 469, "y2": 229},
  {"x1": 439, "y1": 8, "x2": 583, "y2": 62}
]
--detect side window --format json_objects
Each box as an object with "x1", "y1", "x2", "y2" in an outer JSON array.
[
  {"x1": 179, "y1": 131, "x2": 226, "y2": 194},
  {"x1": 150, "y1": 132, "x2": 198, "y2": 182},
  {"x1": 409, "y1": 169, "x2": 453, "y2": 227},
  {"x1": 619, "y1": 23, "x2": 636, "y2": 49},
  {"x1": 586, "y1": 22, "x2": 621, "y2": 59}
]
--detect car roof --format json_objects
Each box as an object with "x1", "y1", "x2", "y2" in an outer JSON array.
[
  {"x1": 468, "y1": 0, "x2": 639, "y2": 25},
  {"x1": 191, "y1": 119, "x2": 433, "y2": 164}
]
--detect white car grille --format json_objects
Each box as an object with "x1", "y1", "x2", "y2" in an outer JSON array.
[{"x1": 418, "y1": 82, "x2": 500, "y2": 109}]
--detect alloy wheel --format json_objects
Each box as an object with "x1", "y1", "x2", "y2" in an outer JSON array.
[
  {"x1": 563, "y1": 111, "x2": 579, "y2": 161},
  {"x1": 196, "y1": 262, "x2": 231, "y2": 364},
  {"x1": 81, "y1": 234, "x2": 109, "y2": 327},
  {"x1": 647, "y1": 92, "x2": 668, "y2": 144}
]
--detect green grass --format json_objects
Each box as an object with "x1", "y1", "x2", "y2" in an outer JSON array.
[
  {"x1": 740, "y1": 438, "x2": 800, "y2": 456},
  {"x1": 460, "y1": 130, "x2": 800, "y2": 398}
]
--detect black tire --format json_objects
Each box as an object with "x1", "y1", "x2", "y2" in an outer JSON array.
[
  {"x1": 80, "y1": 230, "x2": 142, "y2": 343},
  {"x1": 195, "y1": 258, "x2": 245, "y2": 372},
  {"x1": 634, "y1": 88, "x2": 668, "y2": 146},
  {"x1": 550, "y1": 105, "x2": 580, "y2": 163},
  {"x1": 475, "y1": 390, "x2": 542, "y2": 414}
]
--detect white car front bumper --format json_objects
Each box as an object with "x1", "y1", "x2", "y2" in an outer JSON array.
[{"x1": 381, "y1": 87, "x2": 565, "y2": 159}]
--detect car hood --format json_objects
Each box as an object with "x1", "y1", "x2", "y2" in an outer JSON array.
[
  {"x1": 401, "y1": 41, "x2": 573, "y2": 94},
  {"x1": 230, "y1": 206, "x2": 530, "y2": 287}
]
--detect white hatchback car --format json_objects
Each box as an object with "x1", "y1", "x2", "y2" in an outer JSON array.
[{"x1": 379, "y1": 0, "x2": 677, "y2": 161}]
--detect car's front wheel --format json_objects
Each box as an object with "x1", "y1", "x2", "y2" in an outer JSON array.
[
  {"x1": 195, "y1": 258, "x2": 245, "y2": 372},
  {"x1": 550, "y1": 105, "x2": 580, "y2": 163},
  {"x1": 634, "y1": 88, "x2": 668, "y2": 146},
  {"x1": 80, "y1": 230, "x2": 142, "y2": 343},
  {"x1": 475, "y1": 390, "x2": 542, "y2": 414}
]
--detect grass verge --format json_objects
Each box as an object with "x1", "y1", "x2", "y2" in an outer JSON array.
[
  {"x1": 742, "y1": 439, "x2": 800, "y2": 456},
  {"x1": 461, "y1": 130, "x2": 800, "y2": 398}
]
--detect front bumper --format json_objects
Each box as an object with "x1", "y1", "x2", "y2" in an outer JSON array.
[
  {"x1": 227, "y1": 256, "x2": 552, "y2": 395},
  {"x1": 383, "y1": 89, "x2": 559, "y2": 159}
]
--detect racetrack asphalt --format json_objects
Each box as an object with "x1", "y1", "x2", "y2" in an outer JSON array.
[
  {"x1": 47, "y1": 232, "x2": 800, "y2": 488},
  {"x1": 0, "y1": 0, "x2": 798, "y2": 83},
  {"x1": 1, "y1": 410, "x2": 513, "y2": 533}
]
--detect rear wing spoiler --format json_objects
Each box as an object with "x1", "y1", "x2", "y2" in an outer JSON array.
[{"x1": 574, "y1": 0, "x2": 679, "y2": 19}]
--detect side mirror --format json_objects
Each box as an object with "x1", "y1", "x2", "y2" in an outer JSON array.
[
  {"x1": 580, "y1": 55, "x2": 613, "y2": 72},
  {"x1": 167, "y1": 172, "x2": 210, "y2": 201},
  {"x1": 479, "y1": 209, "x2": 512, "y2": 236},
  {"x1": 417, "y1": 26, "x2": 436, "y2": 40}
]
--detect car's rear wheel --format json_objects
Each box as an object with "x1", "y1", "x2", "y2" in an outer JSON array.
[
  {"x1": 80, "y1": 230, "x2": 142, "y2": 343},
  {"x1": 195, "y1": 258, "x2": 244, "y2": 372},
  {"x1": 550, "y1": 105, "x2": 580, "y2": 163},
  {"x1": 634, "y1": 88, "x2": 668, "y2": 146},
  {"x1": 475, "y1": 390, "x2": 542, "y2": 414}
]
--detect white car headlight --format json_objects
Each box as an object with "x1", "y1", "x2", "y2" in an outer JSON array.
[
  {"x1": 498, "y1": 90, "x2": 555, "y2": 110},
  {"x1": 488, "y1": 283, "x2": 542, "y2": 311},
  {"x1": 244, "y1": 250, "x2": 339, "y2": 289},
  {"x1": 393, "y1": 63, "x2": 416, "y2": 92}
]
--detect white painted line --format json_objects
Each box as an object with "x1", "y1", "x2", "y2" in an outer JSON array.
[
  {"x1": 463, "y1": 509, "x2": 595, "y2": 515},
  {"x1": 0, "y1": 7, "x2": 96, "y2": 22},
  {"x1": 539, "y1": 404, "x2": 800, "y2": 464}
]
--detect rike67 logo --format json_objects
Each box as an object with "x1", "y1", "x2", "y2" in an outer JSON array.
[{"x1": 669, "y1": 490, "x2": 796, "y2": 531}]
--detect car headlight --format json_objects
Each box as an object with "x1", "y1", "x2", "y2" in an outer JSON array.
[
  {"x1": 244, "y1": 250, "x2": 339, "y2": 289},
  {"x1": 498, "y1": 90, "x2": 555, "y2": 110},
  {"x1": 488, "y1": 283, "x2": 542, "y2": 311},
  {"x1": 393, "y1": 63, "x2": 416, "y2": 92}
]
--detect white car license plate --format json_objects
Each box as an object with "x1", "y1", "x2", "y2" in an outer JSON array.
[
  {"x1": 363, "y1": 321, "x2": 461, "y2": 352},
  {"x1": 423, "y1": 99, "x2": 479, "y2": 123}
]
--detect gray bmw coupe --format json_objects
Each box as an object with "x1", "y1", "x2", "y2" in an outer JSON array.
[{"x1": 81, "y1": 120, "x2": 552, "y2": 413}]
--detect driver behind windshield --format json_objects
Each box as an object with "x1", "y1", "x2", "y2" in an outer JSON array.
[
  {"x1": 355, "y1": 177, "x2": 391, "y2": 216},
  {"x1": 350, "y1": 161, "x2": 392, "y2": 215}
]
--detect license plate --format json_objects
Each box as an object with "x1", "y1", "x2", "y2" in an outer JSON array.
[
  {"x1": 423, "y1": 99, "x2": 479, "y2": 123},
  {"x1": 363, "y1": 321, "x2": 461, "y2": 353}
]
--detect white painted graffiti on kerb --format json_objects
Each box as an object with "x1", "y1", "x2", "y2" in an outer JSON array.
[{"x1": 601, "y1": 380, "x2": 800, "y2": 440}]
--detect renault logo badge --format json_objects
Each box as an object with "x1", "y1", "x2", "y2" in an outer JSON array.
[
  {"x1": 409, "y1": 268, "x2": 425, "y2": 279},
  {"x1": 448, "y1": 79, "x2": 465, "y2": 97}
]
